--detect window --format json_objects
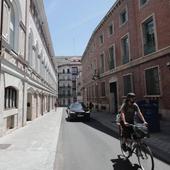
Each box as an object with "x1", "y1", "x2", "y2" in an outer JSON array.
[
  {"x1": 35, "y1": 44, "x2": 39, "y2": 72},
  {"x1": 100, "y1": 53, "x2": 105, "y2": 74},
  {"x1": 68, "y1": 99, "x2": 71, "y2": 105},
  {"x1": 95, "y1": 84, "x2": 99, "y2": 98},
  {"x1": 28, "y1": 32, "x2": 32, "y2": 65},
  {"x1": 72, "y1": 75, "x2": 76, "y2": 81},
  {"x1": 72, "y1": 67, "x2": 78, "y2": 74},
  {"x1": 99, "y1": 34, "x2": 104, "y2": 44},
  {"x1": 4, "y1": 87, "x2": 17, "y2": 109},
  {"x1": 9, "y1": 5, "x2": 15, "y2": 49},
  {"x1": 67, "y1": 69, "x2": 70, "y2": 73},
  {"x1": 2, "y1": 0, "x2": 21, "y2": 52},
  {"x1": 142, "y1": 17, "x2": 156, "y2": 55},
  {"x1": 7, "y1": 115, "x2": 15, "y2": 129},
  {"x1": 40, "y1": 61, "x2": 44, "y2": 76},
  {"x1": 140, "y1": 0, "x2": 148, "y2": 6},
  {"x1": 38, "y1": 55, "x2": 41, "y2": 74},
  {"x1": 108, "y1": 23, "x2": 113, "y2": 35},
  {"x1": 87, "y1": 88, "x2": 89, "y2": 99},
  {"x1": 63, "y1": 69, "x2": 65, "y2": 73},
  {"x1": 32, "y1": 47, "x2": 36, "y2": 69},
  {"x1": 92, "y1": 85, "x2": 95, "y2": 98},
  {"x1": 2, "y1": 1, "x2": 9, "y2": 39},
  {"x1": 72, "y1": 81, "x2": 76, "y2": 89},
  {"x1": 19, "y1": 28, "x2": 25, "y2": 56},
  {"x1": 68, "y1": 90, "x2": 71, "y2": 96},
  {"x1": 109, "y1": 46, "x2": 115, "y2": 69},
  {"x1": 101, "y1": 82, "x2": 106, "y2": 96},
  {"x1": 123, "y1": 74, "x2": 133, "y2": 96},
  {"x1": 145, "y1": 67, "x2": 160, "y2": 95},
  {"x1": 120, "y1": 9, "x2": 128, "y2": 25},
  {"x1": 121, "y1": 35, "x2": 130, "y2": 64}
]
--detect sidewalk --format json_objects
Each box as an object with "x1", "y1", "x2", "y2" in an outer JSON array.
[
  {"x1": 0, "y1": 108, "x2": 63, "y2": 170},
  {"x1": 91, "y1": 111, "x2": 170, "y2": 165}
]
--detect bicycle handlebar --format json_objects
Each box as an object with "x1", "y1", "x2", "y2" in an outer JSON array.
[{"x1": 125, "y1": 123, "x2": 147, "y2": 128}]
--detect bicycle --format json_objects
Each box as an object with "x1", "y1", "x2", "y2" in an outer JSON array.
[{"x1": 117, "y1": 122, "x2": 154, "y2": 170}]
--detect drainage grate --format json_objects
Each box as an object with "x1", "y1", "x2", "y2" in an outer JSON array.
[{"x1": 0, "y1": 144, "x2": 11, "y2": 149}]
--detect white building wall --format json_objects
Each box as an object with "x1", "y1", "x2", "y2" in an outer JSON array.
[{"x1": 0, "y1": 0, "x2": 58, "y2": 136}]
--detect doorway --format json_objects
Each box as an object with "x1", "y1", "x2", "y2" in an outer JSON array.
[
  {"x1": 110, "y1": 82, "x2": 118, "y2": 114},
  {"x1": 27, "y1": 93, "x2": 32, "y2": 121}
]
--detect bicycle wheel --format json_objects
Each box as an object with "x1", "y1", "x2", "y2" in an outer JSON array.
[{"x1": 137, "y1": 143, "x2": 154, "y2": 170}]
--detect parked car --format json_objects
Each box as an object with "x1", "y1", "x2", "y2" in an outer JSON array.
[{"x1": 66, "y1": 102, "x2": 90, "y2": 121}]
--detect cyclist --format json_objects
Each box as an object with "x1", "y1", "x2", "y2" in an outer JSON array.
[{"x1": 119, "y1": 92, "x2": 148, "y2": 151}]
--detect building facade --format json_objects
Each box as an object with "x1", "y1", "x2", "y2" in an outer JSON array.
[
  {"x1": 76, "y1": 69, "x2": 83, "y2": 102},
  {"x1": 82, "y1": 0, "x2": 170, "y2": 119},
  {"x1": 53, "y1": 57, "x2": 81, "y2": 106},
  {"x1": 0, "y1": 0, "x2": 57, "y2": 135}
]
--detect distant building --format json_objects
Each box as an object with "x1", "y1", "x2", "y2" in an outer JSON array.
[
  {"x1": 76, "y1": 70, "x2": 83, "y2": 103},
  {"x1": 82, "y1": 0, "x2": 170, "y2": 119},
  {"x1": 0, "y1": 0, "x2": 57, "y2": 135},
  {"x1": 53, "y1": 56, "x2": 82, "y2": 106}
]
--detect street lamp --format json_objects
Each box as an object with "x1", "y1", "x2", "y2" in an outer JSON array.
[
  {"x1": 92, "y1": 69, "x2": 100, "y2": 80},
  {"x1": 92, "y1": 74, "x2": 99, "y2": 80}
]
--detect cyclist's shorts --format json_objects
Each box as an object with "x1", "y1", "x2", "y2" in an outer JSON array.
[{"x1": 122, "y1": 126, "x2": 134, "y2": 139}]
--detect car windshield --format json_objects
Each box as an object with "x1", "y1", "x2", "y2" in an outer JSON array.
[{"x1": 70, "y1": 103, "x2": 83, "y2": 110}]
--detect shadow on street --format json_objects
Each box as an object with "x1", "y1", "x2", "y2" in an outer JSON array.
[
  {"x1": 65, "y1": 116, "x2": 143, "y2": 169},
  {"x1": 83, "y1": 118, "x2": 119, "y2": 139},
  {"x1": 84, "y1": 119, "x2": 142, "y2": 169},
  {"x1": 65, "y1": 117, "x2": 89, "y2": 122},
  {"x1": 111, "y1": 155, "x2": 141, "y2": 170}
]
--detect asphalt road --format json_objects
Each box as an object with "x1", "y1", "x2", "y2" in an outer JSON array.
[{"x1": 54, "y1": 109, "x2": 170, "y2": 170}]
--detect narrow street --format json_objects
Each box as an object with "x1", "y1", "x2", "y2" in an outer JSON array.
[{"x1": 54, "y1": 109, "x2": 170, "y2": 170}]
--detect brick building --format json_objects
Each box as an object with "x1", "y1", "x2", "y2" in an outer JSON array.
[{"x1": 81, "y1": 0, "x2": 170, "y2": 119}]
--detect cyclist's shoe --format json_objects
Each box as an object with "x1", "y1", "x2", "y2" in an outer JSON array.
[
  {"x1": 126, "y1": 146, "x2": 132, "y2": 152},
  {"x1": 121, "y1": 143, "x2": 127, "y2": 151},
  {"x1": 122, "y1": 143, "x2": 131, "y2": 152}
]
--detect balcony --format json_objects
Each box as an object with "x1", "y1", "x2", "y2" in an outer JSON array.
[
  {"x1": 58, "y1": 94, "x2": 72, "y2": 98},
  {"x1": 58, "y1": 72, "x2": 72, "y2": 75},
  {"x1": 72, "y1": 71, "x2": 78, "y2": 75},
  {"x1": 59, "y1": 85, "x2": 71, "y2": 89},
  {"x1": 59, "y1": 78, "x2": 72, "y2": 81}
]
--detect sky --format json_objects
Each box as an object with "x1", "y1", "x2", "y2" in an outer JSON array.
[{"x1": 44, "y1": 0, "x2": 116, "y2": 57}]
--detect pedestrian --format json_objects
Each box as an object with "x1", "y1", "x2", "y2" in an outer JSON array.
[
  {"x1": 89, "y1": 102, "x2": 94, "y2": 112},
  {"x1": 54, "y1": 100, "x2": 58, "y2": 111}
]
